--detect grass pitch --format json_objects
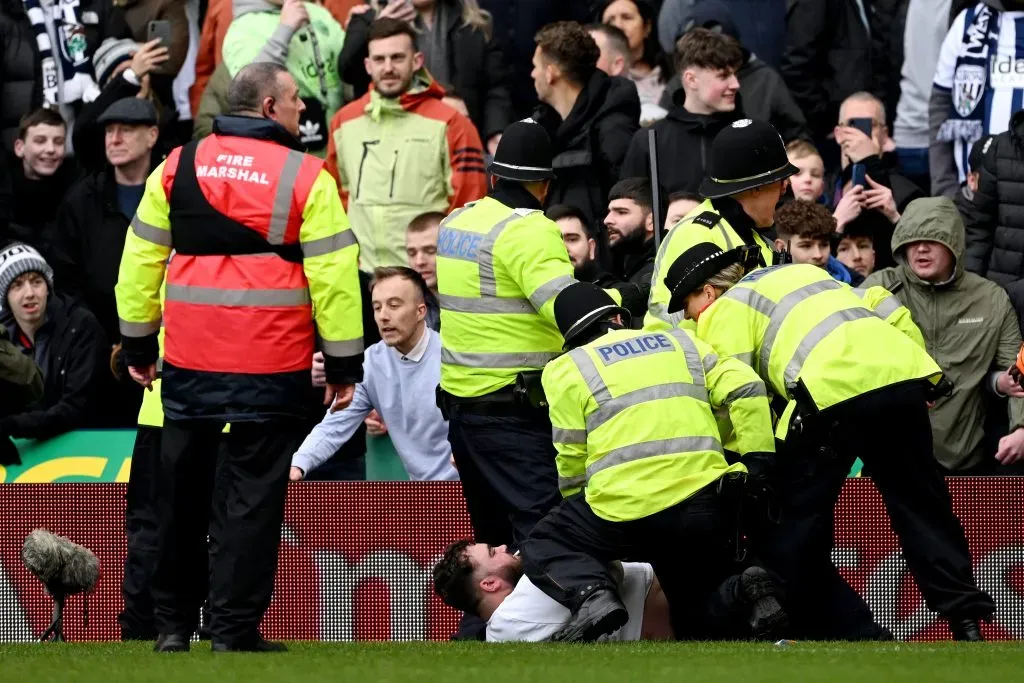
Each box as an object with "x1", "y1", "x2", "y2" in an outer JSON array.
[{"x1": 0, "y1": 641, "x2": 1021, "y2": 683}]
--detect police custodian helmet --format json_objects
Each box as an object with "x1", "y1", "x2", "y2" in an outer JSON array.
[
  {"x1": 698, "y1": 119, "x2": 799, "y2": 199},
  {"x1": 554, "y1": 282, "x2": 631, "y2": 349},
  {"x1": 488, "y1": 119, "x2": 556, "y2": 183}
]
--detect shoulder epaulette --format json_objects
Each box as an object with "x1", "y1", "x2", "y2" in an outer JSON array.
[{"x1": 691, "y1": 211, "x2": 722, "y2": 229}]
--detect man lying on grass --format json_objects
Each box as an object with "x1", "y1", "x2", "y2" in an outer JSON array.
[{"x1": 433, "y1": 540, "x2": 674, "y2": 642}]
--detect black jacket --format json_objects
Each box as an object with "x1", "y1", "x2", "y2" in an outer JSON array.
[
  {"x1": 622, "y1": 90, "x2": 740, "y2": 196},
  {"x1": 781, "y1": 0, "x2": 872, "y2": 140},
  {"x1": 0, "y1": 294, "x2": 109, "y2": 440},
  {"x1": 338, "y1": 2, "x2": 513, "y2": 140},
  {"x1": 477, "y1": 0, "x2": 592, "y2": 119},
  {"x1": 0, "y1": 0, "x2": 119, "y2": 153},
  {"x1": 3, "y1": 156, "x2": 79, "y2": 260},
  {"x1": 869, "y1": 0, "x2": 908, "y2": 133},
  {"x1": 534, "y1": 70, "x2": 641, "y2": 233},
  {"x1": 961, "y1": 111, "x2": 1024, "y2": 315},
  {"x1": 51, "y1": 169, "x2": 140, "y2": 344},
  {"x1": 577, "y1": 236, "x2": 656, "y2": 323}
]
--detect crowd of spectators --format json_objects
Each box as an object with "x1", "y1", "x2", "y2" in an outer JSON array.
[{"x1": 2, "y1": 0, "x2": 1024, "y2": 478}]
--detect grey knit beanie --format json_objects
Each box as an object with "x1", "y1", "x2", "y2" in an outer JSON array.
[{"x1": 0, "y1": 243, "x2": 54, "y2": 310}]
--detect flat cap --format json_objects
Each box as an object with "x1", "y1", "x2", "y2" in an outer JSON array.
[{"x1": 98, "y1": 97, "x2": 158, "y2": 126}]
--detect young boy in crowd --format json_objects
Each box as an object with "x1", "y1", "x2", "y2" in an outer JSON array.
[
  {"x1": 835, "y1": 222, "x2": 877, "y2": 281},
  {"x1": 774, "y1": 200, "x2": 862, "y2": 285},
  {"x1": 785, "y1": 139, "x2": 826, "y2": 203}
]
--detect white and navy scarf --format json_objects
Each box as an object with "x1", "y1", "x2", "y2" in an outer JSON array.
[{"x1": 21, "y1": 0, "x2": 100, "y2": 107}]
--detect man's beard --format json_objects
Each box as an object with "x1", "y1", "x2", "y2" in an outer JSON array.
[{"x1": 611, "y1": 224, "x2": 647, "y2": 254}]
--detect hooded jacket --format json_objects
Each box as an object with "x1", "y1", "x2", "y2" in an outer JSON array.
[
  {"x1": 863, "y1": 197, "x2": 1024, "y2": 471},
  {"x1": 327, "y1": 70, "x2": 487, "y2": 272},
  {"x1": 624, "y1": 88, "x2": 740, "y2": 197},
  {"x1": 533, "y1": 70, "x2": 641, "y2": 231}
]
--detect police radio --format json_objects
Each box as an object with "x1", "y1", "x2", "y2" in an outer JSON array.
[{"x1": 737, "y1": 245, "x2": 763, "y2": 273}]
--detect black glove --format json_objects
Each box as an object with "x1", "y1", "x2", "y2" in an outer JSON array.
[{"x1": 740, "y1": 451, "x2": 779, "y2": 521}]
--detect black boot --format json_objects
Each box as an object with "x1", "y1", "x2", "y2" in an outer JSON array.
[
  {"x1": 949, "y1": 618, "x2": 984, "y2": 642},
  {"x1": 739, "y1": 567, "x2": 788, "y2": 640},
  {"x1": 154, "y1": 633, "x2": 190, "y2": 652},
  {"x1": 212, "y1": 635, "x2": 288, "y2": 652},
  {"x1": 551, "y1": 588, "x2": 628, "y2": 643}
]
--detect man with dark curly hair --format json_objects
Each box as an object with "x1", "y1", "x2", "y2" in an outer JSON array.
[{"x1": 774, "y1": 199, "x2": 861, "y2": 285}]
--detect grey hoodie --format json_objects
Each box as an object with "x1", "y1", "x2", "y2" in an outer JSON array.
[{"x1": 864, "y1": 197, "x2": 1024, "y2": 471}]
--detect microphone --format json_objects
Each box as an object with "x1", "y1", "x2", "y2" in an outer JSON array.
[{"x1": 21, "y1": 529, "x2": 100, "y2": 642}]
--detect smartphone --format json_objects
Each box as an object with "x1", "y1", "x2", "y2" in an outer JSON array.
[
  {"x1": 848, "y1": 117, "x2": 874, "y2": 138},
  {"x1": 147, "y1": 20, "x2": 172, "y2": 74},
  {"x1": 851, "y1": 162, "x2": 867, "y2": 188}
]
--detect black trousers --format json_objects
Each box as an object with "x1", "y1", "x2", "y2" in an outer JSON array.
[
  {"x1": 751, "y1": 383, "x2": 996, "y2": 639},
  {"x1": 119, "y1": 426, "x2": 162, "y2": 640},
  {"x1": 447, "y1": 404, "x2": 562, "y2": 549},
  {"x1": 522, "y1": 485, "x2": 752, "y2": 640},
  {"x1": 150, "y1": 418, "x2": 304, "y2": 645}
]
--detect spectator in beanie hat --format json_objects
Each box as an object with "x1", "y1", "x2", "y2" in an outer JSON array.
[{"x1": 0, "y1": 242, "x2": 110, "y2": 440}]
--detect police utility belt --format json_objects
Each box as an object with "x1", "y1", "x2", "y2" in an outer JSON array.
[{"x1": 436, "y1": 372, "x2": 547, "y2": 419}]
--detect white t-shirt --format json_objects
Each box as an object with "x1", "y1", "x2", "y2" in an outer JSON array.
[
  {"x1": 486, "y1": 562, "x2": 654, "y2": 642},
  {"x1": 934, "y1": 7, "x2": 1024, "y2": 179}
]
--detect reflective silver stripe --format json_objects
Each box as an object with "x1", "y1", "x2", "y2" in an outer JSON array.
[
  {"x1": 439, "y1": 205, "x2": 471, "y2": 228},
  {"x1": 478, "y1": 215, "x2": 520, "y2": 296},
  {"x1": 732, "y1": 351, "x2": 755, "y2": 366},
  {"x1": 156, "y1": 357, "x2": 164, "y2": 373},
  {"x1": 723, "y1": 381, "x2": 768, "y2": 404},
  {"x1": 758, "y1": 280, "x2": 842, "y2": 375},
  {"x1": 568, "y1": 348, "x2": 613, "y2": 402},
  {"x1": 131, "y1": 216, "x2": 172, "y2": 247},
  {"x1": 727, "y1": 286, "x2": 776, "y2": 318},
  {"x1": 438, "y1": 294, "x2": 532, "y2": 315},
  {"x1": 587, "y1": 382, "x2": 709, "y2": 432},
  {"x1": 586, "y1": 436, "x2": 723, "y2": 480},
  {"x1": 783, "y1": 307, "x2": 876, "y2": 385},
  {"x1": 702, "y1": 353, "x2": 718, "y2": 375},
  {"x1": 267, "y1": 150, "x2": 305, "y2": 245},
  {"x1": 552, "y1": 427, "x2": 587, "y2": 444},
  {"x1": 667, "y1": 329, "x2": 706, "y2": 385},
  {"x1": 320, "y1": 338, "x2": 364, "y2": 357},
  {"x1": 853, "y1": 288, "x2": 902, "y2": 318},
  {"x1": 558, "y1": 474, "x2": 587, "y2": 490},
  {"x1": 165, "y1": 284, "x2": 311, "y2": 307},
  {"x1": 119, "y1": 318, "x2": 161, "y2": 337},
  {"x1": 301, "y1": 230, "x2": 357, "y2": 258},
  {"x1": 529, "y1": 274, "x2": 575, "y2": 310},
  {"x1": 649, "y1": 301, "x2": 686, "y2": 326},
  {"x1": 717, "y1": 224, "x2": 735, "y2": 249},
  {"x1": 440, "y1": 348, "x2": 558, "y2": 369}
]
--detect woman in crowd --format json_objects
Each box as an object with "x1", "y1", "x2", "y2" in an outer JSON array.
[
  {"x1": 599, "y1": 0, "x2": 669, "y2": 124},
  {"x1": 338, "y1": 0, "x2": 512, "y2": 154}
]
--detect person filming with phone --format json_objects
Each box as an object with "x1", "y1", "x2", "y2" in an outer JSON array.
[{"x1": 828, "y1": 92, "x2": 924, "y2": 271}]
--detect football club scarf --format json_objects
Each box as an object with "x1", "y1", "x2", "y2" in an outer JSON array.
[{"x1": 22, "y1": 0, "x2": 100, "y2": 108}]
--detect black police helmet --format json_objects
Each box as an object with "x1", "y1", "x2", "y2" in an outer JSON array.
[
  {"x1": 554, "y1": 282, "x2": 631, "y2": 349},
  {"x1": 664, "y1": 244, "x2": 758, "y2": 314},
  {"x1": 488, "y1": 120, "x2": 555, "y2": 182},
  {"x1": 698, "y1": 119, "x2": 798, "y2": 199}
]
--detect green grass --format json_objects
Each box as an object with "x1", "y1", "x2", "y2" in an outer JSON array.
[{"x1": 0, "y1": 641, "x2": 1021, "y2": 683}]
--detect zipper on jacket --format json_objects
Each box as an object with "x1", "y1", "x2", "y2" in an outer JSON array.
[
  {"x1": 389, "y1": 149, "x2": 398, "y2": 199},
  {"x1": 356, "y1": 139, "x2": 380, "y2": 199}
]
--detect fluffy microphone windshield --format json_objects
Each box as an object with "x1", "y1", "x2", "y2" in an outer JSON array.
[{"x1": 21, "y1": 529, "x2": 99, "y2": 597}]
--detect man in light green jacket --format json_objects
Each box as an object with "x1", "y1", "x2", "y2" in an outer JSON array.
[
  {"x1": 222, "y1": 0, "x2": 345, "y2": 157},
  {"x1": 865, "y1": 197, "x2": 1024, "y2": 474}
]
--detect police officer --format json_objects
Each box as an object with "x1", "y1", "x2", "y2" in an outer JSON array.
[
  {"x1": 115, "y1": 62, "x2": 364, "y2": 652},
  {"x1": 663, "y1": 247, "x2": 997, "y2": 641},
  {"x1": 646, "y1": 119, "x2": 798, "y2": 330},
  {"x1": 436, "y1": 120, "x2": 579, "y2": 549},
  {"x1": 520, "y1": 282, "x2": 782, "y2": 642}
]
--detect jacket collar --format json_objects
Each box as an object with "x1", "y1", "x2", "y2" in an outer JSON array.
[
  {"x1": 212, "y1": 115, "x2": 306, "y2": 152},
  {"x1": 711, "y1": 196, "x2": 760, "y2": 245},
  {"x1": 488, "y1": 180, "x2": 543, "y2": 211},
  {"x1": 621, "y1": 237, "x2": 656, "y2": 278}
]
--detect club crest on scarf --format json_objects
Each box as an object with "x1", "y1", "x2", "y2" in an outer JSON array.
[{"x1": 954, "y1": 64, "x2": 987, "y2": 117}]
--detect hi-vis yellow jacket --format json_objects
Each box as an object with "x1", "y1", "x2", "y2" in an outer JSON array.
[
  {"x1": 695, "y1": 264, "x2": 941, "y2": 440},
  {"x1": 437, "y1": 195, "x2": 577, "y2": 398},
  {"x1": 542, "y1": 327, "x2": 773, "y2": 522},
  {"x1": 646, "y1": 198, "x2": 775, "y2": 331}
]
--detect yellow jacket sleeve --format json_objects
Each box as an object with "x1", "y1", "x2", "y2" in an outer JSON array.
[
  {"x1": 301, "y1": 169, "x2": 365, "y2": 385},
  {"x1": 115, "y1": 160, "x2": 172, "y2": 367},
  {"x1": 695, "y1": 334, "x2": 775, "y2": 456},
  {"x1": 542, "y1": 356, "x2": 589, "y2": 498},
  {"x1": 499, "y1": 213, "x2": 576, "y2": 326},
  {"x1": 855, "y1": 285, "x2": 927, "y2": 349}
]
